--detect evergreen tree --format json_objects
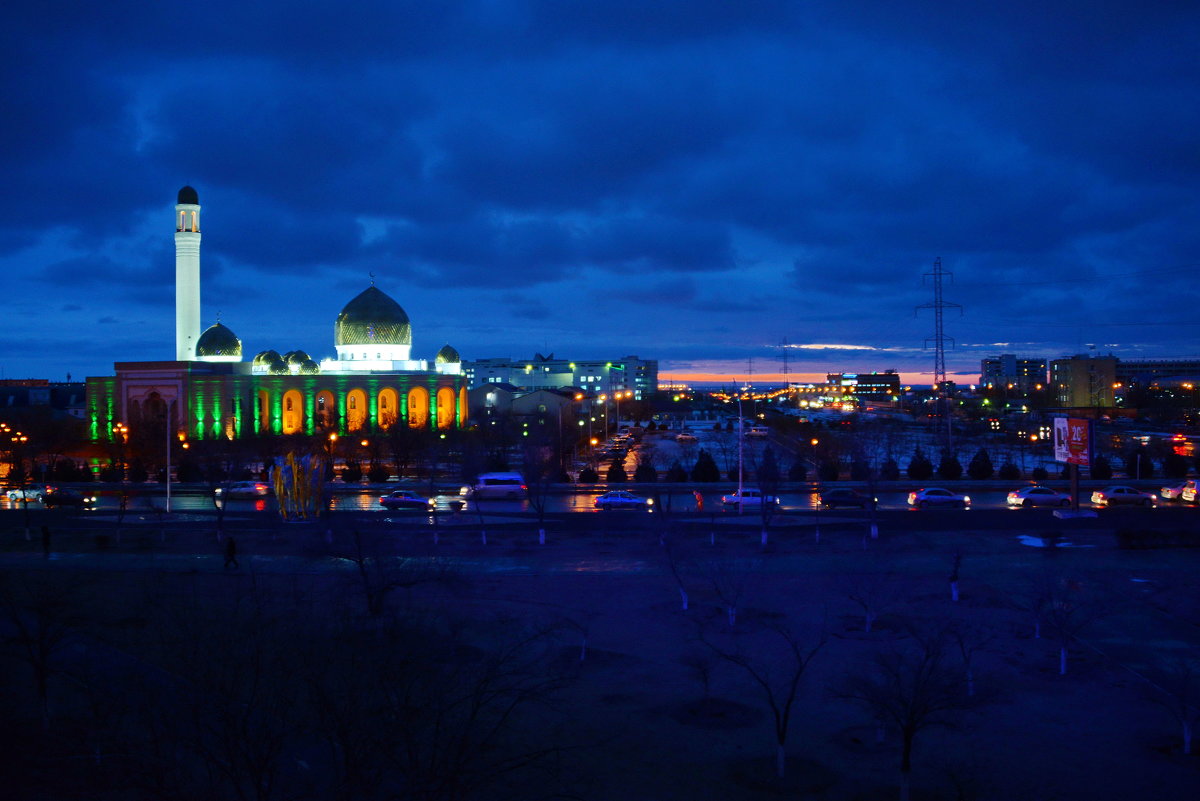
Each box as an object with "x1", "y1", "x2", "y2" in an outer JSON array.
[
  {"x1": 817, "y1": 460, "x2": 839, "y2": 482},
  {"x1": 634, "y1": 460, "x2": 658, "y2": 483},
  {"x1": 691, "y1": 449, "x2": 721, "y2": 482},
  {"x1": 757, "y1": 447, "x2": 781, "y2": 486},
  {"x1": 341, "y1": 461, "x2": 363, "y2": 483},
  {"x1": 998, "y1": 460, "x2": 1021, "y2": 481},
  {"x1": 907, "y1": 448, "x2": 933, "y2": 480},
  {"x1": 880, "y1": 457, "x2": 900, "y2": 481},
  {"x1": 367, "y1": 463, "x2": 390, "y2": 483},
  {"x1": 788, "y1": 459, "x2": 808, "y2": 481},
  {"x1": 966, "y1": 448, "x2": 994, "y2": 480},
  {"x1": 850, "y1": 456, "x2": 870, "y2": 481},
  {"x1": 1089, "y1": 455, "x2": 1112, "y2": 481},
  {"x1": 1125, "y1": 448, "x2": 1154, "y2": 479},
  {"x1": 665, "y1": 460, "x2": 688, "y2": 482},
  {"x1": 578, "y1": 465, "x2": 598, "y2": 484},
  {"x1": 1163, "y1": 453, "x2": 1190, "y2": 479},
  {"x1": 936, "y1": 450, "x2": 963, "y2": 480},
  {"x1": 607, "y1": 459, "x2": 628, "y2": 483},
  {"x1": 1031, "y1": 466, "x2": 1048, "y2": 481}
]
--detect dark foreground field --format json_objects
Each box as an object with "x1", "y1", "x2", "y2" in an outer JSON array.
[{"x1": 0, "y1": 508, "x2": 1198, "y2": 800}]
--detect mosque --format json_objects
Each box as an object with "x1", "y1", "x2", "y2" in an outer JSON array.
[{"x1": 85, "y1": 187, "x2": 469, "y2": 443}]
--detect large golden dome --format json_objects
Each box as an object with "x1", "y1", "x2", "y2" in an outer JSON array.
[{"x1": 334, "y1": 286, "x2": 411, "y2": 347}]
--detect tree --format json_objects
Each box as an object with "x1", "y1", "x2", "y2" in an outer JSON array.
[
  {"x1": 756, "y1": 447, "x2": 782, "y2": 546},
  {"x1": 1125, "y1": 448, "x2": 1154, "y2": 479},
  {"x1": 690, "y1": 449, "x2": 721, "y2": 483},
  {"x1": 788, "y1": 459, "x2": 808, "y2": 481},
  {"x1": 831, "y1": 627, "x2": 973, "y2": 801},
  {"x1": 665, "y1": 460, "x2": 688, "y2": 482},
  {"x1": 936, "y1": 450, "x2": 963, "y2": 480},
  {"x1": 522, "y1": 442, "x2": 558, "y2": 544},
  {"x1": 606, "y1": 458, "x2": 628, "y2": 483},
  {"x1": 1040, "y1": 573, "x2": 1104, "y2": 675},
  {"x1": 997, "y1": 460, "x2": 1021, "y2": 480},
  {"x1": 817, "y1": 459, "x2": 839, "y2": 482},
  {"x1": 850, "y1": 455, "x2": 871, "y2": 481},
  {"x1": 907, "y1": 448, "x2": 933, "y2": 480},
  {"x1": 1146, "y1": 654, "x2": 1200, "y2": 755},
  {"x1": 634, "y1": 459, "x2": 658, "y2": 483},
  {"x1": 700, "y1": 618, "x2": 826, "y2": 779},
  {"x1": 1162, "y1": 452, "x2": 1190, "y2": 479},
  {"x1": 1031, "y1": 466, "x2": 1049, "y2": 481},
  {"x1": 966, "y1": 448, "x2": 994, "y2": 480},
  {"x1": 578, "y1": 465, "x2": 598, "y2": 484},
  {"x1": 1089, "y1": 454, "x2": 1112, "y2": 481},
  {"x1": 879, "y1": 457, "x2": 900, "y2": 481}
]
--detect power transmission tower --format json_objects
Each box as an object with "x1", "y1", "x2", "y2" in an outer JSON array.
[
  {"x1": 915, "y1": 257, "x2": 962, "y2": 448},
  {"x1": 780, "y1": 336, "x2": 789, "y2": 384}
]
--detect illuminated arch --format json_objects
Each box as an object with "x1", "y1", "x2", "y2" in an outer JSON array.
[
  {"x1": 346, "y1": 388, "x2": 368, "y2": 432},
  {"x1": 436, "y1": 387, "x2": 455, "y2": 430},
  {"x1": 377, "y1": 387, "x2": 399, "y2": 430},
  {"x1": 257, "y1": 390, "x2": 271, "y2": 433},
  {"x1": 458, "y1": 387, "x2": 468, "y2": 425},
  {"x1": 407, "y1": 386, "x2": 429, "y2": 429},
  {"x1": 281, "y1": 389, "x2": 305, "y2": 435},
  {"x1": 315, "y1": 390, "x2": 337, "y2": 432}
]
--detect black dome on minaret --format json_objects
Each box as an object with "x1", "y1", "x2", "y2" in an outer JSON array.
[{"x1": 178, "y1": 186, "x2": 199, "y2": 205}]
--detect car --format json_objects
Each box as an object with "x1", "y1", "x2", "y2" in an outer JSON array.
[
  {"x1": 1091, "y1": 486, "x2": 1156, "y2": 507},
  {"x1": 5, "y1": 487, "x2": 45, "y2": 502},
  {"x1": 907, "y1": 488, "x2": 970, "y2": 509},
  {"x1": 1180, "y1": 480, "x2": 1199, "y2": 504},
  {"x1": 460, "y1": 472, "x2": 527, "y2": 500},
  {"x1": 675, "y1": 433, "x2": 698, "y2": 444},
  {"x1": 818, "y1": 488, "x2": 876, "y2": 509},
  {"x1": 42, "y1": 488, "x2": 98, "y2": 508},
  {"x1": 1006, "y1": 486, "x2": 1071, "y2": 508},
  {"x1": 380, "y1": 489, "x2": 434, "y2": 510},
  {"x1": 594, "y1": 490, "x2": 654, "y2": 510},
  {"x1": 1160, "y1": 482, "x2": 1189, "y2": 501},
  {"x1": 745, "y1": 427, "x2": 770, "y2": 438},
  {"x1": 721, "y1": 488, "x2": 781, "y2": 509},
  {"x1": 214, "y1": 481, "x2": 271, "y2": 499}
]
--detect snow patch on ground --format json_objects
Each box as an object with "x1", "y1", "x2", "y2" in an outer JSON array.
[{"x1": 1016, "y1": 534, "x2": 1094, "y2": 548}]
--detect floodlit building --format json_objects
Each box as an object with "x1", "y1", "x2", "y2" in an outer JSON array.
[
  {"x1": 980, "y1": 354, "x2": 1048, "y2": 395},
  {"x1": 465, "y1": 354, "x2": 657, "y2": 399},
  {"x1": 86, "y1": 187, "x2": 469, "y2": 443},
  {"x1": 1050, "y1": 353, "x2": 1117, "y2": 408}
]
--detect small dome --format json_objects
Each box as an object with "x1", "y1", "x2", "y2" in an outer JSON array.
[
  {"x1": 298, "y1": 359, "x2": 320, "y2": 375},
  {"x1": 283, "y1": 350, "x2": 311, "y2": 366},
  {"x1": 178, "y1": 185, "x2": 199, "y2": 205},
  {"x1": 253, "y1": 349, "x2": 282, "y2": 365},
  {"x1": 335, "y1": 285, "x2": 411, "y2": 347},
  {"x1": 435, "y1": 344, "x2": 461, "y2": 364},
  {"x1": 196, "y1": 322, "x2": 241, "y2": 359}
]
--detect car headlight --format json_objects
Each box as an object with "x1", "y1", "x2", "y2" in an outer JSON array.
[{"x1": 646, "y1": 498, "x2": 654, "y2": 505}]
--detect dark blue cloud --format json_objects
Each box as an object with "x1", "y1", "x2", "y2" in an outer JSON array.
[{"x1": 2, "y1": 1, "x2": 1198, "y2": 381}]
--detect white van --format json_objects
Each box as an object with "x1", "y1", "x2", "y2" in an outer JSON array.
[{"x1": 460, "y1": 472, "x2": 527, "y2": 500}]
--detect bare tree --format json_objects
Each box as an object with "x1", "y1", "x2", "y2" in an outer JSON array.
[
  {"x1": 702, "y1": 557, "x2": 758, "y2": 627},
  {"x1": 831, "y1": 626, "x2": 974, "y2": 801},
  {"x1": 846, "y1": 571, "x2": 898, "y2": 634},
  {"x1": 1040, "y1": 573, "x2": 1105, "y2": 676},
  {"x1": 0, "y1": 573, "x2": 89, "y2": 731},
  {"x1": 699, "y1": 617, "x2": 826, "y2": 778},
  {"x1": 1146, "y1": 653, "x2": 1200, "y2": 755}
]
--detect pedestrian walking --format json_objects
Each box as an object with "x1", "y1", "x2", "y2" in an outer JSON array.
[{"x1": 224, "y1": 535, "x2": 239, "y2": 569}]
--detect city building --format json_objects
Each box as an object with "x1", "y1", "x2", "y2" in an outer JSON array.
[
  {"x1": 0, "y1": 380, "x2": 87, "y2": 420},
  {"x1": 1114, "y1": 358, "x2": 1200, "y2": 389},
  {"x1": 825, "y1": 371, "x2": 902, "y2": 401},
  {"x1": 86, "y1": 187, "x2": 469, "y2": 443},
  {"x1": 1050, "y1": 353, "x2": 1117, "y2": 408},
  {"x1": 465, "y1": 354, "x2": 657, "y2": 399},
  {"x1": 980, "y1": 354, "x2": 1048, "y2": 395}
]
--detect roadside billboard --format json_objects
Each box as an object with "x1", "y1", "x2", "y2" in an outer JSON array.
[{"x1": 1053, "y1": 417, "x2": 1092, "y2": 466}]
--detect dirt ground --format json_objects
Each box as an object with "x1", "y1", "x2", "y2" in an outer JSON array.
[{"x1": 2, "y1": 514, "x2": 1199, "y2": 800}]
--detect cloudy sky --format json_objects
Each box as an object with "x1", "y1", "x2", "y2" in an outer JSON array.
[{"x1": 3, "y1": 2, "x2": 1197, "y2": 386}]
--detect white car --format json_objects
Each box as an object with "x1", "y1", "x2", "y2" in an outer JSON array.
[
  {"x1": 907, "y1": 488, "x2": 970, "y2": 509},
  {"x1": 1090, "y1": 486, "x2": 1155, "y2": 507},
  {"x1": 1179, "y1": 480, "x2": 1198, "y2": 504},
  {"x1": 214, "y1": 480, "x2": 271, "y2": 499},
  {"x1": 1159, "y1": 482, "x2": 1189, "y2": 501},
  {"x1": 721, "y1": 488, "x2": 781, "y2": 509},
  {"x1": 460, "y1": 472, "x2": 527, "y2": 500},
  {"x1": 1006, "y1": 486, "x2": 1071, "y2": 508},
  {"x1": 5, "y1": 487, "x2": 44, "y2": 502}
]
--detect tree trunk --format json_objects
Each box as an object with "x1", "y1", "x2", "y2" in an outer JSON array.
[
  {"x1": 579, "y1": 635, "x2": 587, "y2": 662},
  {"x1": 678, "y1": 587, "x2": 688, "y2": 611},
  {"x1": 950, "y1": 581, "x2": 959, "y2": 602},
  {"x1": 776, "y1": 743, "x2": 786, "y2": 778},
  {"x1": 865, "y1": 611, "x2": 875, "y2": 633},
  {"x1": 1183, "y1": 721, "x2": 1193, "y2": 755},
  {"x1": 761, "y1": 528, "x2": 768, "y2": 547},
  {"x1": 727, "y1": 606, "x2": 736, "y2": 627},
  {"x1": 481, "y1": 529, "x2": 487, "y2": 545},
  {"x1": 966, "y1": 668, "x2": 975, "y2": 697},
  {"x1": 1059, "y1": 645, "x2": 1068, "y2": 675},
  {"x1": 1034, "y1": 620, "x2": 1041, "y2": 639},
  {"x1": 870, "y1": 522, "x2": 879, "y2": 539},
  {"x1": 900, "y1": 737, "x2": 913, "y2": 801},
  {"x1": 538, "y1": 527, "x2": 545, "y2": 545}
]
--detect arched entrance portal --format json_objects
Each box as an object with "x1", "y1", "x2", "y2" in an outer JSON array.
[
  {"x1": 436, "y1": 387, "x2": 455, "y2": 430},
  {"x1": 315, "y1": 390, "x2": 337, "y2": 432},
  {"x1": 407, "y1": 386, "x2": 429, "y2": 429},
  {"x1": 377, "y1": 387, "x2": 399, "y2": 430},
  {"x1": 281, "y1": 390, "x2": 304, "y2": 435},
  {"x1": 346, "y1": 389, "x2": 368, "y2": 432}
]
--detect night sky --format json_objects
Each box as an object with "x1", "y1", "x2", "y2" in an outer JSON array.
[{"x1": 3, "y1": 2, "x2": 1197, "y2": 386}]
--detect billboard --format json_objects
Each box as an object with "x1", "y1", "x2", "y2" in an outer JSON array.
[{"x1": 1054, "y1": 417, "x2": 1092, "y2": 466}]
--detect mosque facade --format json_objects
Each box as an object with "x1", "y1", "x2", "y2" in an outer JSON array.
[{"x1": 85, "y1": 187, "x2": 468, "y2": 443}]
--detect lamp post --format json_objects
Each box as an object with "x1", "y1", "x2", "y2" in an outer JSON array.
[{"x1": 113, "y1": 423, "x2": 129, "y2": 482}]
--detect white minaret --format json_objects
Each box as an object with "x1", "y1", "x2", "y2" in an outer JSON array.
[{"x1": 174, "y1": 186, "x2": 202, "y2": 361}]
